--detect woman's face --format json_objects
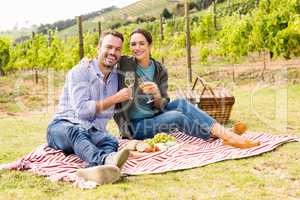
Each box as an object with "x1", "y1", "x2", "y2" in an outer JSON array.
[{"x1": 130, "y1": 33, "x2": 151, "y2": 61}]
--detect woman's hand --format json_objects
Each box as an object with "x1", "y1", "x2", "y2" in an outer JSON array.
[
  {"x1": 140, "y1": 82, "x2": 162, "y2": 108},
  {"x1": 140, "y1": 82, "x2": 160, "y2": 97}
]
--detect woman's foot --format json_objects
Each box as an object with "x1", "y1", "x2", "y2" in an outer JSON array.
[
  {"x1": 222, "y1": 134, "x2": 261, "y2": 149},
  {"x1": 211, "y1": 122, "x2": 260, "y2": 149}
]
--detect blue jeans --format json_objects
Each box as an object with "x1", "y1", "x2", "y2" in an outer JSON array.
[
  {"x1": 131, "y1": 98, "x2": 216, "y2": 140},
  {"x1": 47, "y1": 119, "x2": 118, "y2": 167}
]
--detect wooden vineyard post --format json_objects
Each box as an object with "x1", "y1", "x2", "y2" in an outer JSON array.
[
  {"x1": 261, "y1": 51, "x2": 267, "y2": 81},
  {"x1": 185, "y1": 0, "x2": 192, "y2": 83},
  {"x1": 98, "y1": 21, "x2": 102, "y2": 39},
  {"x1": 256, "y1": 0, "x2": 260, "y2": 8},
  {"x1": 77, "y1": 16, "x2": 84, "y2": 60},
  {"x1": 32, "y1": 31, "x2": 38, "y2": 84},
  {"x1": 160, "y1": 14, "x2": 164, "y2": 41},
  {"x1": 227, "y1": 0, "x2": 231, "y2": 14},
  {"x1": 213, "y1": 0, "x2": 217, "y2": 30},
  {"x1": 47, "y1": 30, "x2": 52, "y2": 47},
  {"x1": 46, "y1": 30, "x2": 52, "y2": 73},
  {"x1": 159, "y1": 14, "x2": 165, "y2": 64}
]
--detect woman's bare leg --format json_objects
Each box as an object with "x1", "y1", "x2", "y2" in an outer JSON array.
[{"x1": 211, "y1": 122, "x2": 260, "y2": 148}]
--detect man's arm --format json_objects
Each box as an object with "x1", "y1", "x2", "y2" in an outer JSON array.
[
  {"x1": 78, "y1": 57, "x2": 133, "y2": 115},
  {"x1": 95, "y1": 88, "x2": 131, "y2": 113},
  {"x1": 68, "y1": 65, "x2": 131, "y2": 121}
]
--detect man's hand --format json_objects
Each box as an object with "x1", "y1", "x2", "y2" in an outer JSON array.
[
  {"x1": 95, "y1": 87, "x2": 132, "y2": 114},
  {"x1": 114, "y1": 87, "x2": 133, "y2": 103}
]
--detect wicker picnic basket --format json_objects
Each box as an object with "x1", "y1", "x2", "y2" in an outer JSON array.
[{"x1": 187, "y1": 74, "x2": 235, "y2": 124}]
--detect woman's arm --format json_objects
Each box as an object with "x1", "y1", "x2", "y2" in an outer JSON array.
[
  {"x1": 155, "y1": 64, "x2": 170, "y2": 110},
  {"x1": 143, "y1": 64, "x2": 169, "y2": 110}
]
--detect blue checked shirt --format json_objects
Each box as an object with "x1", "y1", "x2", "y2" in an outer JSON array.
[{"x1": 54, "y1": 59, "x2": 118, "y2": 131}]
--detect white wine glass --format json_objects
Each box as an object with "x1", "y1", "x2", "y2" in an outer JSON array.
[
  {"x1": 138, "y1": 77, "x2": 154, "y2": 104},
  {"x1": 124, "y1": 71, "x2": 135, "y2": 88},
  {"x1": 124, "y1": 72, "x2": 135, "y2": 100}
]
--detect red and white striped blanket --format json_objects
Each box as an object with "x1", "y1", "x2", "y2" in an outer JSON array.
[{"x1": 0, "y1": 132, "x2": 298, "y2": 189}]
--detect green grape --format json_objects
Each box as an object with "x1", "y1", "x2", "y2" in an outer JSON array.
[{"x1": 150, "y1": 133, "x2": 176, "y2": 144}]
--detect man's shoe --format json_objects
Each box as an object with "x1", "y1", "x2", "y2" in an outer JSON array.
[
  {"x1": 104, "y1": 148, "x2": 130, "y2": 169},
  {"x1": 75, "y1": 165, "x2": 121, "y2": 185}
]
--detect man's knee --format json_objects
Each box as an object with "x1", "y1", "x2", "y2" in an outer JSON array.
[
  {"x1": 47, "y1": 127, "x2": 74, "y2": 153},
  {"x1": 67, "y1": 127, "x2": 85, "y2": 141},
  {"x1": 105, "y1": 135, "x2": 118, "y2": 144},
  {"x1": 99, "y1": 134, "x2": 119, "y2": 148}
]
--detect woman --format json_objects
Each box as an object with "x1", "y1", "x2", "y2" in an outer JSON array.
[{"x1": 114, "y1": 28, "x2": 260, "y2": 148}]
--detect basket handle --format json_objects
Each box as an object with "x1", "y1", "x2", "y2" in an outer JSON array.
[{"x1": 192, "y1": 73, "x2": 219, "y2": 105}]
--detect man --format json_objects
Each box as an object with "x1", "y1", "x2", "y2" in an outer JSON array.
[{"x1": 46, "y1": 31, "x2": 132, "y2": 185}]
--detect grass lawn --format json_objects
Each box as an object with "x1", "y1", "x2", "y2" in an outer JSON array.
[{"x1": 0, "y1": 81, "x2": 300, "y2": 199}]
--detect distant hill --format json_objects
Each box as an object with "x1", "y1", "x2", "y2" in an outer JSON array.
[
  {"x1": 0, "y1": 28, "x2": 32, "y2": 40},
  {"x1": 58, "y1": 0, "x2": 176, "y2": 37},
  {"x1": 94, "y1": 0, "x2": 175, "y2": 21},
  {"x1": 37, "y1": 6, "x2": 117, "y2": 34},
  {"x1": 2, "y1": 0, "x2": 215, "y2": 40}
]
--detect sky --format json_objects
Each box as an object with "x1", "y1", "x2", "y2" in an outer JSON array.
[{"x1": 0, "y1": 0, "x2": 139, "y2": 31}]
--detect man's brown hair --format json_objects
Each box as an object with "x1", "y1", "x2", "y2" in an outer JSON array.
[{"x1": 98, "y1": 30, "x2": 124, "y2": 46}]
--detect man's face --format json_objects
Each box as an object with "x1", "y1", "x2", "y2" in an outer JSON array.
[{"x1": 98, "y1": 34, "x2": 123, "y2": 69}]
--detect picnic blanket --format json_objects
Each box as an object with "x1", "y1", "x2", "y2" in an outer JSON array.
[{"x1": 0, "y1": 131, "x2": 299, "y2": 189}]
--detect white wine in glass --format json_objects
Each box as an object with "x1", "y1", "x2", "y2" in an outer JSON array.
[
  {"x1": 124, "y1": 72, "x2": 135, "y2": 88},
  {"x1": 138, "y1": 77, "x2": 154, "y2": 104},
  {"x1": 124, "y1": 72, "x2": 135, "y2": 100}
]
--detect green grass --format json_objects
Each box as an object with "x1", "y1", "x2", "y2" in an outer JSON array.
[
  {"x1": 0, "y1": 71, "x2": 65, "y2": 113},
  {"x1": 0, "y1": 83, "x2": 299, "y2": 199}
]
